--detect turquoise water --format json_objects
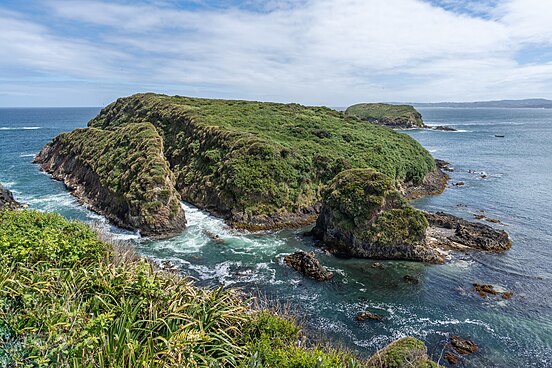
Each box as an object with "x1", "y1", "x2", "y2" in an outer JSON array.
[{"x1": 1, "y1": 107, "x2": 551, "y2": 367}]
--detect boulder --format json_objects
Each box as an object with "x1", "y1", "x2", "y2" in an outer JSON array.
[
  {"x1": 450, "y1": 336, "x2": 478, "y2": 355},
  {"x1": 283, "y1": 251, "x2": 333, "y2": 281}
]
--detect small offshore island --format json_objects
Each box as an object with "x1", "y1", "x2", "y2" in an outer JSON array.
[{"x1": 2, "y1": 94, "x2": 512, "y2": 367}]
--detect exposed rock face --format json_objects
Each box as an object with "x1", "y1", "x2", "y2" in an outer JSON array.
[
  {"x1": 425, "y1": 212, "x2": 511, "y2": 251},
  {"x1": 345, "y1": 103, "x2": 427, "y2": 129},
  {"x1": 366, "y1": 337, "x2": 442, "y2": 367},
  {"x1": 34, "y1": 124, "x2": 186, "y2": 239},
  {"x1": 283, "y1": 251, "x2": 333, "y2": 281},
  {"x1": 311, "y1": 169, "x2": 444, "y2": 263},
  {"x1": 0, "y1": 184, "x2": 20, "y2": 210}
]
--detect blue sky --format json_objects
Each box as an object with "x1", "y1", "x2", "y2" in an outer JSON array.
[{"x1": 1, "y1": 0, "x2": 552, "y2": 107}]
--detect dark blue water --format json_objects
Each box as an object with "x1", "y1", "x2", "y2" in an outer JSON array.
[{"x1": 1, "y1": 107, "x2": 551, "y2": 367}]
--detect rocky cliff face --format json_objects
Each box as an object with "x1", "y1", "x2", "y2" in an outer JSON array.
[
  {"x1": 34, "y1": 123, "x2": 186, "y2": 239},
  {"x1": 311, "y1": 169, "x2": 443, "y2": 263},
  {"x1": 0, "y1": 184, "x2": 20, "y2": 210}
]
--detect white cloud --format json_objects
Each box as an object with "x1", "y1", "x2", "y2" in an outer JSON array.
[{"x1": 1, "y1": 0, "x2": 552, "y2": 106}]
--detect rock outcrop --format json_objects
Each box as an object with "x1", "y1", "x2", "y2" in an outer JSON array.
[
  {"x1": 34, "y1": 123, "x2": 186, "y2": 239},
  {"x1": 311, "y1": 169, "x2": 444, "y2": 263},
  {"x1": 283, "y1": 251, "x2": 333, "y2": 281},
  {"x1": 0, "y1": 184, "x2": 21, "y2": 210},
  {"x1": 366, "y1": 337, "x2": 442, "y2": 367},
  {"x1": 425, "y1": 212, "x2": 511, "y2": 251},
  {"x1": 345, "y1": 103, "x2": 427, "y2": 129}
]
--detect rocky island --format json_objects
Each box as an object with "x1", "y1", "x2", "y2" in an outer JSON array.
[
  {"x1": 35, "y1": 93, "x2": 509, "y2": 262},
  {"x1": 345, "y1": 103, "x2": 427, "y2": 129},
  {"x1": 36, "y1": 93, "x2": 440, "y2": 237}
]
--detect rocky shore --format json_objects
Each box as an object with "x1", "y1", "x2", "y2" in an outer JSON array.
[{"x1": 0, "y1": 184, "x2": 21, "y2": 210}]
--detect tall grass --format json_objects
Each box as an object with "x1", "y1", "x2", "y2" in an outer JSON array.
[{"x1": 0, "y1": 210, "x2": 372, "y2": 367}]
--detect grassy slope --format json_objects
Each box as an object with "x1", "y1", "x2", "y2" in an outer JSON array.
[
  {"x1": 0, "y1": 209, "x2": 440, "y2": 367},
  {"x1": 88, "y1": 94, "x2": 435, "y2": 227},
  {"x1": 43, "y1": 122, "x2": 183, "y2": 233},
  {"x1": 345, "y1": 104, "x2": 425, "y2": 128}
]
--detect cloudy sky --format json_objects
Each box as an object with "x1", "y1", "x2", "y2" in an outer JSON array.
[{"x1": 1, "y1": 0, "x2": 552, "y2": 107}]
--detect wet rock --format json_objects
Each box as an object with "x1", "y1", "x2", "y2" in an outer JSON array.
[
  {"x1": 485, "y1": 217, "x2": 501, "y2": 224},
  {"x1": 450, "y1": 335, "x2": 478, "y2": 355},
  {"x1": 0, "y1": 184, "x2": 21, "y2": 210},
  {"x1": 371, "y1": 262, "x2": 385, "y2": 269},
  {"x1": 444, "y1": 351, "x2": 458, "y2": 364},
  {"x1": 454, "y1": 182, "x2": 465, "y2": 186},
  {"x1": 502, "y1": 291, "x2": 514, "y2": 299},
  {"x1": 204, "y1": 230, "x2": 225, "y2": 244},
  {"x1": 474, "y1": 214, "x2": 486, "y2": 220},
  {"x1": 403, "y1": 275, "x2": 419, "y2": 284},
  {"x1": 356, "y1": 311, "x2": 383, "y2": 321},
  {"x1": 435, "y1": 159, "x2": 454, "y2": 172},
  {"x1": 425, "y1": 212, "x2": 511, "y2": 252},
  {"x1": 473, "y1": 283, "x2": 499, "y2": 298},
  {"x1": 284, "y1": 251, "x2": 333, "y2": 281},
  {"x1": 432, "y1": 125, "x2": 457, "y2": 132}
]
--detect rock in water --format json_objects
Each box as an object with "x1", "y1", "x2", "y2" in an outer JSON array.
[
  {"x1": 426, "y1": 212, "x2": 511, "y2": 251},
  {"x1": 444, "y1": 351, "x2": 458, "y2": 364},
  {"x1": 356, "y1": 311, "x2": 384, "y2": 321},
  {"x1": 311, "y1": 169, "x2": 443, "y2": 263},
  {"x1": 283, "y1": 251, "x2": 333, "y2": 281},
  {"x1": 366, "y1": 337, "x2": 443, "y2": 367},
  {"x1": 0, "y1": 184, "x2": 21, "y2": 210},
  {"x1": 450, "y1": 336, "x2": 478, "y2": 355}
]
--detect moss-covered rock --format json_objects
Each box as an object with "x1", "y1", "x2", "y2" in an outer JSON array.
[
  {"x1": 82, "y1": 93, "x2": 436, "y2": 230},
  {"x1": 345, "y1": 103, "x2": 426, "y2": 129},
  {"x1": 34, "y1": 122, "x2": 185, "y2": 238},
  {"x1": 366, "y1": 337, "x2": 442, "y2": 367},
  {"x1": 312, "y1": 169, "x2": 443, "y2": 263}
]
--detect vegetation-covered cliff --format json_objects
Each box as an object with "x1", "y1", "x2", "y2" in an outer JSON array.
[
  {"x1": 37, "y1": 93, "x2": 437, "y2": 234},
  {"x1": 34, "y1": 122, "x2": 186, "y2": 238},
  {"x1": 345, "y1": 103, "x2": 426, "y2": 129}
]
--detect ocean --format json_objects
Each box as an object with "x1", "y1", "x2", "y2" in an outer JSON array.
[{"x1": 1, "y1": 106, "x2": 551, "y2": 367}]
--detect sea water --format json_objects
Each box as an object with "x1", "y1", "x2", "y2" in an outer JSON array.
[{"x1": 1, "y1": 106, "x2": 551, "y2": 367}]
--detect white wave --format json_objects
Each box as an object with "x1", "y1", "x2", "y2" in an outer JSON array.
[
  {"x1": 0, "y1": 126, "x2": 41, "y2": 130},
  {"x1": 19, "y1": 153, "x2": 36, "y2": 158}
]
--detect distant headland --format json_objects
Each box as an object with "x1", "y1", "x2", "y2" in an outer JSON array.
[{"x1": 410, "y1": 98, "x2": 552, "y2": 109}]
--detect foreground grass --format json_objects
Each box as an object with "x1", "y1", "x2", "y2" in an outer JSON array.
[{"x1": 0, "y1": 210, "x2": 366, "y2": 367}]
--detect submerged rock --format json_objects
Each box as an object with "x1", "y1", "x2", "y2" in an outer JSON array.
[
  {"x1": 283, "y1": 251, "x2": 333, "y2": 281},
  {"x1": 0, "y1": 184, "x2": 21, "y2": 210},
  {"x1": 311, "y1": 169, "x2": 443, "y2": 263},
  {"x1": 473, "y1": 283, "x2": 513, "y2": 299},
  {"x1": 366, "y1": 337, "x2": 442, "y2": 367},
  {"x1": 403, "y1": 275, "x2": 419, "y2": 284},
  {"x1": 444, "y1": 351, "x2": 458, "y2": 364},
  {"x1": 371, "y1": 262, "x2": 385, "y2": 269},
  {"x1": 450, "y1": 335, "x2": 478, "y2": 355},
  {"x1": 356, "y1": 311, "x2": 383, "y2": 321}
]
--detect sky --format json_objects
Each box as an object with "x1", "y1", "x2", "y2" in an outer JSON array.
[{"x1": 1, "y1": 0, "x2": 552, "y2": 107}]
